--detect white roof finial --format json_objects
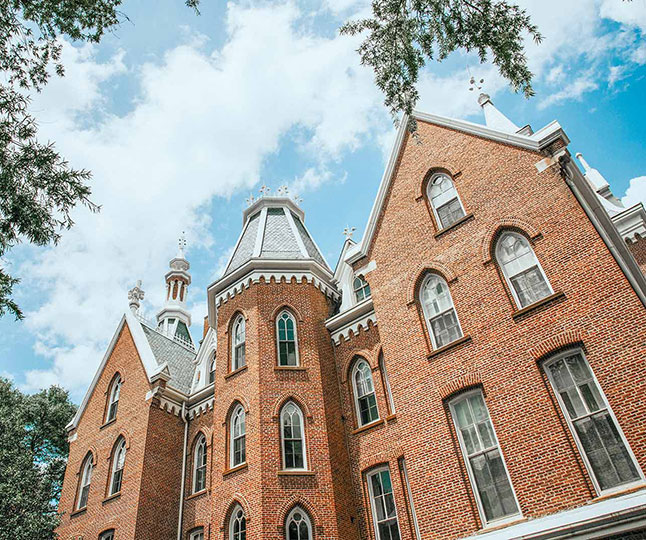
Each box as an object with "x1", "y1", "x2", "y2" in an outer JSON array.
[
  {"x1": 128, "y1": 280, "x2": 145, "y2": 314},
  {"x1": 575, "y1": 152, "x2": 592, "y2": 173},
  {"x1": 343, "y1": 226, "x2": 356, "y2": 239},
  {"x1": 575, "y1": 152, "x2": 609, "y2": 191},
  {"x1": 477, "y1": 92, "x2": 520, "y2": 134},
  {"x1": 177, "y1": 231, "x2": 187, "y2": 259}
]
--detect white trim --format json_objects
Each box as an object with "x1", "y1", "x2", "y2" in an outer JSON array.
[
  {"x1": 543, "y1": 349, "x2": 645, "y2": 495},
  {"x1": 231, "y1": 315, "x2": 246, "y2": 371},
  {"x1": 230, "y1": 405, "x2": 246, "y2": 468},
  {"x1": 427, "y1": 172, "x2": 466, "y2": 229},
  {"x1": 379, "y1": 353, "x2": 396, "y2": 415},
  {"x1": 192, "y1": 433, "x2": 207, "y2": 494},
  {"x1": 399, "y1": 457, "x2": 421, "y2": 540},
  {"x1": 229, "y1": 503, "x2": 246, "y2": 540},
  {"x1": 280, "y1": 401, "x2": 308, "y2": 471},
  {"x1": 285, "y1": 506, "x2": 313, "y2": 539},
  {"x1": 449, "y1": 389, "x2": 522, "y2": 528},
  {"x1": 284, "y1": 206, "x2": 309, "y2": 258},
  {"x1": 366, "y1": 465, "x2": 402, "y2": 540},
  {"x1": 189, "y1": 529, "x2": 204, "y2": 540},
  {"x1": 329, "y1": 310, "x2": 377, "y2": 345},
  {"x1": 351, "y1": 359, "x2": 380, "y2": 427},
  {"x1": 419, "y1": 274, "x2": 464, "y2": 350},
  {"x1": 253, "y1": 206, "x2": 268, "y2": 257},
  {"x1": 276, "y1": 309, "x2": 300, "y2": 367}
]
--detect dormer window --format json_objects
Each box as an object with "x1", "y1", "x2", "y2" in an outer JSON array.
[
  {"x1": 427, "y1": 173, "x2": 466, "y2": 229},
  {"x1": 353, "y1": 276, "x2": 371, "y2": 302}
]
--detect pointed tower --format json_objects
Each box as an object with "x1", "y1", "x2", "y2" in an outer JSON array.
[
  {"x1": 157, "y1": 233, "x2": 194, "y2": 349},
  {"x1": 478, "y1": 92, "x2": 533, "y2": 135}
]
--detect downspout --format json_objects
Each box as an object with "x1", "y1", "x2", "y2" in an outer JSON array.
[
  {"x1": 559, "y1": 155, "x2": 646, "y2": 309},
  {"x1": 177, "y1": 403, "x2": 189, "y2": 540}
]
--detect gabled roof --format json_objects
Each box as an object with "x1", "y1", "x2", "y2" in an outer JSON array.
[{"x1": 347, "y1": 111, "x2": 569, "y2": 265}]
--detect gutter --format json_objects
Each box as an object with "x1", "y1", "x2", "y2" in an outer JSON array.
[{"x1": 177, "y1": 403, "x2": 189, "y2": 540}]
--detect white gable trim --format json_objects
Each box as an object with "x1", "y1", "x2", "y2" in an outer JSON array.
[
  {"x1": 66, "y1": 311, "x2": 159, "y2": 432},
  {"x1": 347, "y1": 112, "x2": 569, "y2": 265}
]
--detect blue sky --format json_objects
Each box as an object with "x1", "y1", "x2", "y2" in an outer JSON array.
[{"x1": 1, "y1": 0, "x2": 645, "y2": 402}]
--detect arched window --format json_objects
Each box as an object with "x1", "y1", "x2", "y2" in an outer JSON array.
[
  {"x1": 353, "y1": 275, "x2": 371, "y2": 302},
  {"x1": 230, "y1": 405, "x2": 246, "y2": 468},
  {"x1": 109, "y1": 437, "x2": 126, "y2": 496},
  {"x1": 189, "y1": 528, "x2": 204, "y2": 540},
  {"x1": 277, "y1": 310, "x2": 298, "y2": 366},
  {"x1": 352, "y1": 359, "x2": 379, "y2": 427},
  {"x1": 193, "y1": 434, "x2": 207, "y2": 493},
  {"x1": 367, "y1": 467, "x2": 401, "y2": 540},
  {"x1": 280, "y1": 402, "x2": 306, "y2": 470},
  {"x1": 495, "y1": 231, "x2": 552, "y2": 308},
  {"x1": 105, "y1": 374, "x2": 121, "y2": 423},
  {"x1": 232, "y1": 316, "x2": 246, "y2": 371},
  {"x1": 427, "y1": 172, "x2": 466, "y2": 229},
  {"x1": 420, "y1": 274, "x2": 463, "y2": 349},
  {"x1": 99, "y1": 530, "x2": 115, "y2": 540},
  {"x1": 286, "y1": 507, "x2": 313, "y2": 540},
  {"x1": 208, "y1": 352, "x2": 216, "y2": 384},
  {"x1": 229, "y1": 504, "x2": 247, "y2": 540},
  {"x1": 76, "y1": 453, "x2": 93, "y2": 510}
]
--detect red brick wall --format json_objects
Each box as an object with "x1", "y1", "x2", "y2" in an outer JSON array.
[
  {"x1": 628, "y1": 236, "x2": 646, "y2": 275},
  {"x1": 345, "y1": 120, "x2": 646, "y2": 538}
]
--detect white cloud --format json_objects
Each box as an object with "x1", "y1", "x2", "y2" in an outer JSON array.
[
  {"x1": 622, "y1": 176, "x2": 646, "y2": 208},
  {"x1": 539, "y1": 74, "x2": 598, "y2": 109}
]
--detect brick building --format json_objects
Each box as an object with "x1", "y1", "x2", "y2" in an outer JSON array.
[{"x1": 57, "y1": 95, "x2": 646, "y2": 540}]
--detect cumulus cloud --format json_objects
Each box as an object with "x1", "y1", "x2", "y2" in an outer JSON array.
[{"x1": 622, "y1": 176, "x2": 646, "y2": 209}]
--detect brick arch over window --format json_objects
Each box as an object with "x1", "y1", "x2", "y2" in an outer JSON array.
[
  {"x1": 340, "y1": 350, "x2": 379, "y2": 384},
  {"x1": 482, "y1": 218, "x2": 542, "y2": 264},
  {"x1": 278, "y1": 497, "x2": 319, "y2": 535},
  {"x1": 272, "y1": 393, "x2": 314, "y2": 420},
  {"x1": 226, "y1": 309, "x2": 249, "y2": 334},
  {"x1": 222, "y1": 397, "x2": 250, "y2": 426},
  {"x1": 406, "y1": 262, "x2": 458, "y2": 305},
  {"x1": 220, "y1": 496, "x2": 252, "y2": 533},
  {"x1": 270, "y1": 303, "x2": 304, "y2": 323},
  {"x1": 528, "y1": 329, "x2": 588, "y2": 362},
  {"x1": 438, "y1": 372, "x2": 484, "y2": 401},
  {"x1": 78, "y1": 447, "x2": 98, "y2": 471},
  {"x1": 418, "y1": 166, "x2": 461, "y2": 199}
]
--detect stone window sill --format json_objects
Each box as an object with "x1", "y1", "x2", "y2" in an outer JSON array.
[
  {"x1": 223, "y1": 463, "x2": 248, "y2": 477},
  {"x1": 511, "y1": 292, "x2": 566, "y2": 320},
  {"x1": 277, "y1": 470, "x2": 315, "y2": 477},
  {"x1": 99, "y1": 418, "x2": 117, "y2": 430},
  {"x1": 592, "y1": 481, "x2": 646, "y2": 502},
  {"x1": 186, "y1": 489, "x2": 208, "y2": 501},
  {"x1": 102, "y1": 492, "x2": 121, "y2": 505},
  {"x1": 274, "y1": 366, "x2": 306, "y2": 372},
  {"x1": 434, "y1": 213, "x2": 474, "y2": 239},
  {"x1": 427, "y1": 335, "x2": 472, "y2": 360},
  {"x1": 385, "y1": 414, "x2": 397, "y2": 423},
  {"x1": 352, "y1": 418, "x2": 384, "y2": 435},
  {"x1": 70, "y1": 507, "x2": 87, "y2": 518},
  {"x1": 224, "y1": 365, "x2": 248, "y2": 380}
]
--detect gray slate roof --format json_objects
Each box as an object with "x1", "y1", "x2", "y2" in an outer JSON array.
[{"x1": 141, "y1": 324, "x2": 196, "y2": 394}]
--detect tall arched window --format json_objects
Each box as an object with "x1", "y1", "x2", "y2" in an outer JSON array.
[
  {"x1": 286, "y1": 507, "x2": 313, "y2": 540},
  {"x1": 420, "y1": 274, "x2": 463, "y2": 349},
  {"x1": 495, "y1": 231, "x2": 552, "y2": 308},
  {"x1": 232, "y1": 316, "x2": 246, "y2": 371},
  {"x1": 105, "y1": 374, "x2": 121, "y2": 423},
  {"x1": 427, "y1": 172, "x2": 466, "y2": 229},
  {"x1": 189, "y1": 529, "x2": 204, "y2": 540},
  {"x1": 280, "y1": 401, "x2": 306, "y2": 470},
  {"x1": 109, "y1": 437, "x2": 126, "y2": 496},
  {"x1": 352, "y1": 359, "x2": 379, "y2": 427},
  {"x1": 76, "y1": 453, "x2": 93, "y2": 510},
  {"x1": 230, "y1": 405, "x2": 246, "y2": 468},
  {"x1": 99, "y1": 530, "x2": 115, "y2": 540},
  {"x1": 193, "y1": 434, "x2": 207, "y2": 493},
  {"x1": 208, "y1": 352, "x2": 216, "y2": 384},
  {"x1": 353, "y1": 275, "x2": 371, "y2": 302},
  {"x1": 277, "y1": 310, "x2": 298, "y2": 366},
  {"x1": 229, "y1": 504, "x2": 246, "y2": 540}
]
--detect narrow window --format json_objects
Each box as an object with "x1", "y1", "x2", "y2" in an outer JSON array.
[
  {"x1": 230, "y1": 405, "x2": 246, "y2": 468},
  {"x1": 379, "y1": 353, "x2": 396, "y2": 415},
  {"x1": 232, "y1": 316, "x2": 246, "y2": 371},
  {"x1": 281, "y1": 402, "x2": 306, "y2": 470},
  {"x1": 208, "y1": 353, "x2": 216, "y2": 384},
  {"x1": 420, "y1": 274, "x2": 463, "y2": 349},
  {"x1": 277, "y1": 311, "x2": 298, "y2": 366},
  {"x1": 105, "y1": 374, "x2": 121, "y2": 423},
  {"x1": 449, "y1": 390, "x2": 519, "y2": 525},
  {"x1": 496, "y1": 232, "x2": 552, "y2": 309},
  {"x1": 352, "y1": 359, "x2": 379, "y2": 427},
  {"x1": 229, "y1": 504, "x2": 247, "y2": 540},
  {"x1": 193, "y1": 434, "x2": 207, "y2": 493},
  {"x1": 367, "y1": 467, "x2": 401, "y2": 540},
  {"x1": 286, "y1": 506, "x2": 312, "y2": 540},
  {"x1": 109, "y1": 437, "x2": 127, "y2": 496},
  {"x1": 76, "y1": 454, "x2": 93, "y2": 510},
  {"x1": 427, "y1": 173, "x2": 466, "y2": 229},
  {"x1": 99, "y1": 530, "x2": 115, "y2": 540},
  {"x1": 545, "y1": 350, "x2": 641, "y2": 492},
  {"x1": 353, "y1": 275, "x2": 372, "y2": 302},
  {"x1": 189, "y1": 528, "x2": 204, "y2": 540}
]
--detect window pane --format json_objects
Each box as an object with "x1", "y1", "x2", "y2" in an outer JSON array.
[
  {"x1": 437, "y1": 198, "x2": 465, "y2": 229},
  {"x1": 511, "y1": 266, "x2": 551, "y2": 307},
  {"x1": 430, "y1": 310, "x2": 462, "y2": 348}
]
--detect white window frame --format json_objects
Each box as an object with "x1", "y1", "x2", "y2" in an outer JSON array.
[
  {"x1": 105, "y1": 374, "x2": 121, "y2": 423},
  {"x1": 495, "y1": 231, "x2": 553, "y2": 309},
  {"x1": 366, "y1": 466, "x2": 402, "y2": 540},
  {"x1": 448, "y1": 389, "x2": 521, "y2": 527},
  {"x1": 285, "y1": 506, "x2": 313, "y2": 540},
  {"x1": 229, "y1": 504, "x2": 246, "y2": 540},
  {"x1": 419, "y1": 273, "x2": 464, "y2": 350},
  {"x1": 99, "y1": 530, "x2": 115, "y2": 540},
  {"x1": 379, "y1": 353, "x2": 396, "y2": 415},
  {"x1": 208, "y1": 352, "x2": 216, "y2": 384},
  {"x1": 230, "y1": 405, "x2": 246, "y2": 468},
  {"x1": 280, "y1": 401, "x2": 307, "y2": 471},
  {"x1": 351, "y1": 360, "x2": 380, "y2": 427},
  {"x1": 193, "y1": 434, "x2": 207, "y2": 493},
  {"x1": 276, "y1": 310, "x2": 299, "y2": 367},
  {"x1": 544, "y1": 349, "x2": 644, "y2": 495},
  {"x1": 231, "y1": 315, "x2": 246, "y2": 371},
  {"x1": 426, "y1": 172, "x2": 466, "y2": 230},
  {"x1": 189, "y1": 528, "x2": 204, "y2": 540},
  {"x1": 353, "y1": 275, "x2": 371, "y2": 303},
  {"x1": 76, "y1": 454, "x2": 93, "y2": 510},
  {"x1": 109, "y1": 438, "x2": 127, "y2": 496}
]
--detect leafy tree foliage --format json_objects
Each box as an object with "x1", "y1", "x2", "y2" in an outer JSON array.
[
  {"x1": 341, "y1": 0, "x2": 542, "y2": 127},
  {"x1": 0, "y1": 377, "x2": 77, "y2": 539}
]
